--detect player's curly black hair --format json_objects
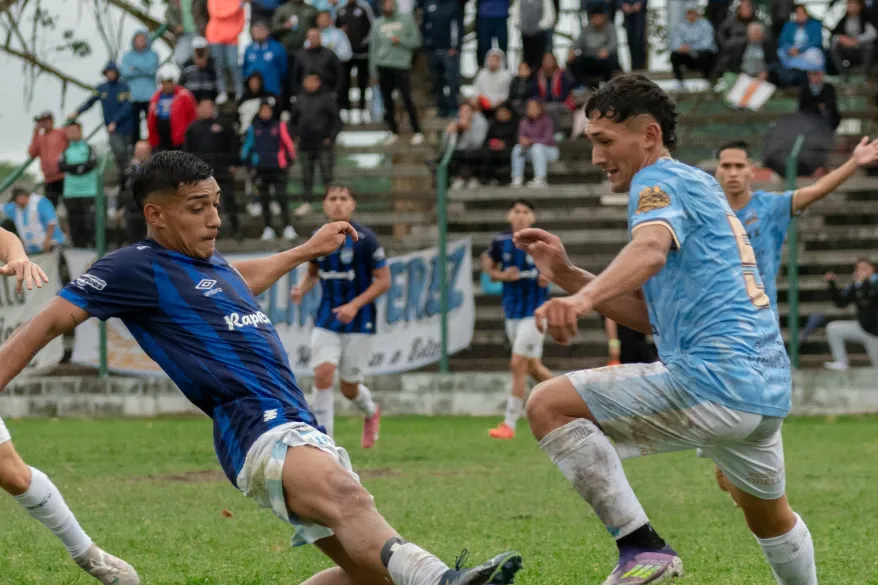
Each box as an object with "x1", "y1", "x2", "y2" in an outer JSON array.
[
  {"x1": 584, "y1": 74, "x2": 678, "y2": 151},
  {"x1": 131, "y1": 151, "x2": 214, "y2": 208}
]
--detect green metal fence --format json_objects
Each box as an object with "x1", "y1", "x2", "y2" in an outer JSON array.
[
  {"x1": 786, "y1": 134, "x2": 805, "y2": 369},
  {"x1": 435, "y1": 135, "x2": 457, "y2": 374},
  {"x1": 94, "y1": 153, "x2": 111, "y2": 377}
]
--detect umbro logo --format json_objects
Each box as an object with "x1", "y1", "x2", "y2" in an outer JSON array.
[
  {"x1": 195, "y1": 279, "x2": 217, "y2": 290},
  {"x1": 263, "y1": 409, "x2": 278, "y2": 422}
]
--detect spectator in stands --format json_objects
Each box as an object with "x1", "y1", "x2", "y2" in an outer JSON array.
[
  {"x1": 422, "y1": 0, "x2": 464, "y2": 119},
  {"x1": 518, "y1": 0, "x2": 556, "y2": 70},
  {"x1": 716, "y1": 0, "x2": 756, "y2": 54},
  {"x1": 3, "y1": 188, "x2": 65, "y2": 254},
  {"x1": 336, "y1": 0, "x2": 374, "y2": 122},
  {"x1": 716, "y1": 21, "x2": 777, "y2": 81},
  {"x1": 180, "y1": 37, "x2": 220, "y2": 103},
  {"x1": 272, "y1": 0, "x2": 319, "y2": 99},
  {"x1": 619, "y1": 0, "x2": 647, "y2": 71},
  {"x1": 824, "y1": 258, "x2": 878, "y2": 369},
  {"x1": 446, "y1": 101, "x2": 489, "y2": 189},
  {"x1": 58, "y1": 121, "x2": 98, "y2": 248},
  {"x1": 705, "y1": 0, "x2": 730, "y2": 35},
  {"x1": 243, "y1": 21, "x2": 288, "y2": 99},
  {"x1": 317, "y1": 11, "x2": 352, "y2": 63},
  {"x1": 511, "y1": 98, "x2": 558, "y2": 188},
  {"x1": 777, "y1": 4, "x2": 825, "y2": 86},
  {"x1": 669, "y1": 3, "x2": 718, "y2": 86},
  {"x1": 240, "y1": 97, "x2": 297, "y2": 240},
  {"x1": 770, "y1": 0, "x2": 795, "y2": 42},
  {"x1": 167, "y1": 0, "x2": 209, "y2": 67},
  {"x1": 147, "y1": 64, "x2": 198, "y2": 151},
  {"x1": 295, "y1": 27, "x2": 344, "y2": 99},
  {"x1": 831, "y1": 0, "x2": 878, "y2": 30},
  {"x1": 567, "y1": 4, "x2": 618, "y2": 87},
  {"x1": 122, "y1": 140, "x2": 151, "y2": 244},
  {"x1": 473, "y1": 49, "x2": 511, "y2": 116},
  {"x1": 122, "y1": 30, "x2": 160, "y2": 144},
  {"x1": 290, "y1": 73, "x2": 342, "y2": 216},
  {"x1": 508, "y1": 61, "x2": 537, "y2": 116},
  {"x1": 238, "y1": 72, "x2": 273, "y2": 134},
  {"x1": 370, "y1": 0, "x2": 424, "y2": 145},
  {"x1": 206, "y1": 0, "x2": 245, "y2": 104},
  {"x1": 28, "y1": 111, "x2": 67, "y2": 208},
  {"x1": 830, "y1": 0, "x2": 877, "y2": 80},
  {"x1": 535, "y1": 53, "x2": 574, "y2": 136},
  {"x1": 251, "y1": 0, "x2": 283, "y2": 26},
  {"x1": 799, "y1": 69, "x2": 841, "y2": 130},
  {"x1": 184, "y1": 99, "x2": 242, "y2": 239},
  {"x1": 476, "y1": 0, "x2": 510, "y2": 66},
  {"x1": 480, "y1": 102, "x2": 517, "y2": 184}
]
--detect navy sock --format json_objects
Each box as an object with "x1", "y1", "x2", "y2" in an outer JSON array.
[{"x1": 616, "y1": 523, "x2": 666, "y2": 552}]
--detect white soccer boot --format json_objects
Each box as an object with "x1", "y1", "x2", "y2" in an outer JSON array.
[{"x1": 75, "y1": 544, "x2": 140, "y2": 585}]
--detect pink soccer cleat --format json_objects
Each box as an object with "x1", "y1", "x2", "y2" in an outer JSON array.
[{"x1": 362, "y1": 404, "x2": 381, "y2": 448}]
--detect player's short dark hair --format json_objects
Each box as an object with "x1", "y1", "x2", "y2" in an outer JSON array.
[
  {"x1": 131, "y1": 151, "x2": 214, "y2": 208},
  {"x1": 855, "y1": 257, "x2": 874, "y2": 268},
  {"x1": 325, "y1": 183, "x2": 355, "y2": 200},
  {"x1": 11, "y1": 186, "x2": 29, "y2": 198},
  {"x1": 584, "y1": 74, "x2": 678, "y2": 150},
  {"x1": 716, "y1": 140, "x2": 751, "y2": 159},
  {"x1": 512, "y1": 198, "x2": 535, "y2": 211}
]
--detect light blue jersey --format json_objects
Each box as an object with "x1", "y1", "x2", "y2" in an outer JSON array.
[
  {"x1": 628, "y1": 158, "x2": 791, "y2": 418},
  {"x1": 735, "y1": 189, "x2": 795, "y2": 314}
]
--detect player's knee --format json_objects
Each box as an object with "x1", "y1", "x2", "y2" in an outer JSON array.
[
  {"x1": 510, "y1": 354, "x2": 528, "y2": 374},
  {"x1": 339, "y1": 380, "x2": 358, "y2": 400},
  {"x1": 525, "y1": 381, "x2": 561, "y2": 439},
  {"x1": 0, "y1": 449, "x2": 32, "y2": 495},
  {"x1": 314, "y1": 363, "x2": 336, "y2": 389}
]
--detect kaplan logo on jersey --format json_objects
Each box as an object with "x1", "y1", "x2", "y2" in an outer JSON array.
[
  {"x1": 319, "y1": 269, "x2": 356, "y2": 281},
  {"x1": 224, "y1": 311, "x2": 272, "y2": 331},
  {"x1": 75, "y1": 274, "x2": 107, "y2": 291}
]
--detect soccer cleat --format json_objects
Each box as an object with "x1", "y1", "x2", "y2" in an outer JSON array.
[
  {"x1": 510, "y1": 177, "x2": 524, "y2": 188},
  {"x1": 823, "y1": 361, "x2": 848, "y2": 372},
  {"x1": 410, "y1": 132, "x2": 425, "y2": 146},
  {"x1": 603, "y1": 546, "x2": 683, "y2": 585},
  {"x1": 438, "y1": 550, "x2": 522, "y2": 585},
  {"x1": 282, "y1": 225, "x2": 298, "y2": 240},
  {"x1": 489, "y1": 422, "x2": 515, "y2": 440},
  {"x1": 362, "y1": 404, "x2": 381, "y2": 449},
  {"x1": 75, "y1": 544, "x2": 140, "y2": 585},
  {"x1": 261, "y1": 226, "x2": 277, "y2": 241}
]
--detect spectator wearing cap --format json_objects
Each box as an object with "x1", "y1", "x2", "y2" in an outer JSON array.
[
  {"x1": 619, "y1": 0, "x2": 648, "y2": 71},
  {"x1": 180, "y1": 37, "x2": 220, "y2": 102},
  {"x1": 830, "y1": 0, "x2": 877, "y2": 80},
  {"x1": 242, "y1": 21, "x2": 288, "y2": 99},
  {"x1": 3, "y1": 187, "x2": 66, "y2": 254},
  {"x1": 58, "y1": 120, "x2": 99, "y2": 248},
  {"x1": 68, "y1": 61, "x2": 133, "y2": 179},
  {"x1": 294, "y1": 27, "x2": 344, "y2": 98},
  {"x1": 166, "y1": 0, "x2": 209, "y2": 67},
  {"x1": 206, "y1": 0, "x2": 246, "y2": 104},
  {"x1": 669, "y1": 3, "x2": 718, "y2": 86},
  {"x1": 473, "y1": 49, "x2": 511, "y2": 116},
  {"x1": 336, "y1": 0, "x2": 374, "y2": 120},
  {"x1": 317, "y1": 11, "x2": 352, "y2": 63},
  {"x1": 422, "y1": 0, "x2": 465, "y2": 118},
  {"x1": 121, "y1": 30, "x2": 160, "y2": 144},
  {"x1": 147, "y1": 65, "x2": 198, "y2": 151},
  {"x1": 777, "y1": 4, "x2": 825, "y2": 86},
  {"x1": 27, "y1": 111, "x2": 68, "y2": 207},
  {"x1": 567, "y1": 5, "x2": 618, "y2": 87}
]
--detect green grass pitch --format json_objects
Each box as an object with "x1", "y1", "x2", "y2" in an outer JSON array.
[{"x1": 0, "y1": 415, "x2": 876, "y2": 584}]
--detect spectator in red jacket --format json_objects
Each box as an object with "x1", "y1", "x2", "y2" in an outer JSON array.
[
  {"x1": 27, "y1": 111, "x2": 68, "y2": 207},
  {"x1": 147, "y1": 64, "x2": 198, "y2": 151}
]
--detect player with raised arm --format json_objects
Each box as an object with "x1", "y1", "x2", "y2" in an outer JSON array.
[
  {"x1": 290, "y1": 185, "x2": 389, "y2": 448},
  {"x1": 0, "y1": 227, "x2": 139, "y2": 585},
  {"x1": 0, "y1": 153, "x2": 522, "y2": 585},
  {"x1": 515, "y1": 75, "x2": 815, "y2": 584},
  {"x1": 481, "y1": 200, "x2": 553, "y2": 440}
]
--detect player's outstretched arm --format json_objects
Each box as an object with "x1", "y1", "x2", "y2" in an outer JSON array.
[
  {"x1": 0, "y1": 297, "x2": 88, "y2": 390},
  {"x1": 233, "y1": 222, "x2": 357, "y2": 296},
  {"x1": 793, "y1": 136, "x2": 878, "y2": 212},
  {"x1": 0, "y1": 227, "x2": 50, "y2": 293}
]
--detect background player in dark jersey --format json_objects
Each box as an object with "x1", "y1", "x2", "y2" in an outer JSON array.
[
  {"x1": 0, "y1": 153, "x2": 522, "y2": 585},
  {"x1": 291, "y1": 185, "x2": 389, "y2": 448},
  {"x1": 0, "y1": 227, "x2": 139, "y2": 585},
  {"x1": 481, "y1": 200, "x2": 553, "y2": 440}
]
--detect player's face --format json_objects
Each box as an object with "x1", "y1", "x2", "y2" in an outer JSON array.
[
  {"x1": 323, "y1": 187, "x2": 356, "y2": 221},
  {"x1": 147, "y1": 177, "x2": 222, "y2": 259},
  {"x1": 586, "y1": 115, "x2": 656, "y2": 193},
  {"x1": 854, "y1": 261, "x2": 874, "y2": 282},
  {"x1": 715, "y1": 148, "x2": 753, "y2": 198},
  {"x1": 508, "y1": 203, "x2": 535, "y2": 231}
]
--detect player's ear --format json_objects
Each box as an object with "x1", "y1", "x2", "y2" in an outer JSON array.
[{"x1": 143, "y1": 202, "x2": 162, "y2": 229}]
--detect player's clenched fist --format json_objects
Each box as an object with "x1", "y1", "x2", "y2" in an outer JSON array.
[
  {"x1": 303, "y1": 221, "x2": 358, "y2": 260},
  {"x1": 534, "y1": 293, "x2": 592, "y2": 345},
  {"x1": 290, "y1": 285, "x2": 305, "y2": 305},
  {"x1": 512, "y1": 228, "x2": 570, "y2": 283},
  {"x1": 0, "y1": 257, "x2": 49, "y2": 294}
]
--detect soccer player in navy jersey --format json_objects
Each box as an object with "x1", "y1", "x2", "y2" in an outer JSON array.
[
  {"x1": 0, "y1": 227, "x2": 139, "y2": 585},
  {"x1": 290, "y1": 185, "x2": 389, "y2": 448},
  {"x1": 481, "y1": 200, "x2": 553, "y2": 440},
  {"x1": 0, "y1": 153, "x2": 521, "y2": 585}
]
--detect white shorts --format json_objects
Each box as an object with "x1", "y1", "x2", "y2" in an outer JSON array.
[
  {"x1": 0, "y1": 416, "x2": 10, "y2": 445},
  {"x1": 505, "y1": 317, "x2": 545, "y2": 359},
  {"x1": 310, "y1": 328, "x2": 372, "y2": 383},
  {"x1": 236, "y1": 421, "x2": 364, "y2": 547},
  {"x1": 567, "y1": 361, "x2": 786, "y2": 500}
]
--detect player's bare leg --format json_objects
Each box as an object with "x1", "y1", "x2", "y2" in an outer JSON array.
[
  {"x1": 0, "y1": 440, "x2": 139, "y2": 585},
  {"x1": 527, "y1": 359, "x2": 553, "y2": 384},
  {"x1": 281, "y1": 444, "x2": 522, "y2": 585},
  {"x1": 340, "y1": 380, "x2": 381, "y2": 449},
  {"x1": 490, "y1": 355, "x2": 529, "y2": 439},
  {"x1": 313, "y1": 362, "x2": 338, "y2": 437},
  {"x1": 526, "y1": 376, "x2": 682, "y2": 584}
]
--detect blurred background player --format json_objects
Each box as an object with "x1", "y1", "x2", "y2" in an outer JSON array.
[
  {"x1": 0, "y1": 227, "x2": 138, "y2": 585},
  {"x1": 482, "y1": 199, "x2": 552, "y2": 440},
  {"x1": 291, "y1": 185, "x2": 389, "y2": 447},
  {"x1": 824, "y1": 258, "x2": 878, "y2": 370},
  {"x1": 603, "y1": 317, "x2": 656, "y2": 366}
]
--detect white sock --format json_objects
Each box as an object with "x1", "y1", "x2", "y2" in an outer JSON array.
[
  {"x1": 387, "y1": 542, "x2": 449, "y2": 585},
  {"x1": 13, "y1": 467, "x2": 93, "y2": 560},
  {"x1": 311, "y1": 387, "x2": 335, "y2": 437},
  {"x1": 351, "y1": 383, "x2": 378, "y2": 417},
  {"x1": 503, "y1": 395, "x2": 524, "y2": 430},
  {"x1": 539, "y1": 419, "x2": 649, "y2": 539},
  {"x1": 757, "y1": 514, "x2": 817, "y2": 585}
]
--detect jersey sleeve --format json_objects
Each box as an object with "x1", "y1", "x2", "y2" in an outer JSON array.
[
  {"x1": 363, "y1": 232, "x2": 387, "y2": 271},
  {"x1": 772, "y1": 190, "x2": 796, "y2": 228},
  {"x1": 59, "y1": 249, "x2": 157, "y2": 320},
  {"x1": 628, "y1": 172, "x2": 693, "y2": 250}
]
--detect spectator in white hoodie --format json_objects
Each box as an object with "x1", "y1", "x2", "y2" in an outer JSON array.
[{"x1": 473, "y1": 48, "x2": 513, "y2": 116}]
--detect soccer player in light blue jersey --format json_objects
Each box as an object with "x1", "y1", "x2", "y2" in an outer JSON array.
[
  {"x1": 0, "y1": 153, "x2": 522, "y2": 585},
  {"x1": 714, "y1": 138, "x2": 878, "y2": 314},
  {"x1": 514, "y1": 75, "x2": 816, "y2": 585}
]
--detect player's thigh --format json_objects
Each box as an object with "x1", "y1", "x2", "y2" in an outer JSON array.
[
  {"x1": 338, "y1": 334, "x2": 371, "y2": 384},
  {"x1": 312, "y1": 328, "x2": 343, "y2": 369},
  {"x1": 511, "y1": 317, "x2": 545, "y2": 359}
]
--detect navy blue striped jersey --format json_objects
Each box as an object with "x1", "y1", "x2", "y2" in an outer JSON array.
[
  {"x1": 311, "y1": 220, "x2": 387, "y2": 334},
  {"x1": 487, "y1": 230, "x2": 549, "y2": 320},
  {"x1": 59, "y1": 239, "x2": 320, "y2": 487}
]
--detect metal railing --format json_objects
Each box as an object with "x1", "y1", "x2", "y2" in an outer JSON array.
[
  {"x1": 786, "y1": 134, "x2": 805, "y2": 369},
  {"x1": 435, "y1": 133, "x2": 457, "y2": 374},
  {"x1": 94, "y1": 153, "x2": 110, "y2": 377}
]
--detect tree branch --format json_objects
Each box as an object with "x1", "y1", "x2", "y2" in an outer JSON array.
[
  {"x1": 0, "y1": 44, "x2": 94, "y2": 91},
  {"x1": 101, "y1": 0, "x2": 174, "y2": 48}
]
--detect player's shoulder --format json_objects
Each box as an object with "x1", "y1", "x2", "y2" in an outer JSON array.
[
  {"x1": 98, "y1": 240, "x2": 162, "y2": 266},
  {"x1": 491, "y1": 229, "x2": 514, "y2": 243},
  {"x1": 351, "y1": 220, "x2": 378, "y2": 240}
]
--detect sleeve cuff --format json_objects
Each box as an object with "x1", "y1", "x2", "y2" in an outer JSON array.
[{"x1": 631, "y1": 219, "x2": 681, "y2": 250}]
